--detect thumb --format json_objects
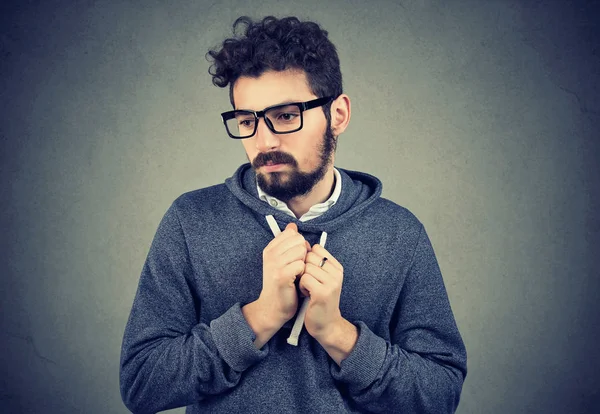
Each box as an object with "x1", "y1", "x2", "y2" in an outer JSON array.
[{"x1": 285, "y1": 222, "x2": 298, "y2": 233}]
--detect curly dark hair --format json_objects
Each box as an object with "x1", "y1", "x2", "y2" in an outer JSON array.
[{"x1": 207, "y1": 16, "x2": 343, "y2": 118}]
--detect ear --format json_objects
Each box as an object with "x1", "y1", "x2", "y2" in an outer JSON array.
[{"x1": 329, "y1": 94, "x2": 351, "y2": 136}]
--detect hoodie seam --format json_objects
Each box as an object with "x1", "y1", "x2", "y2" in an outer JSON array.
[
  {"x1": 405, "y1": 223, "x2": 425, "y2": 276},
  {"x1": 172, "y1": 200, "x2": 197, "y2": 284}
]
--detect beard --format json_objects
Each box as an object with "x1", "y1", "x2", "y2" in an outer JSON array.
[{"x1": 252, "y1": 126, "x2": 336, "y2": 203}]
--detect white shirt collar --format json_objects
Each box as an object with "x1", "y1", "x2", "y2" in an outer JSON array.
[{"x1": 257, "y1": 168, "x2": 342, "y2": 222}]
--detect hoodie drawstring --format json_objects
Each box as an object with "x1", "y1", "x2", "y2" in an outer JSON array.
[{"x1": 265, "y1": 215, "x2": 327, "y2": 346}]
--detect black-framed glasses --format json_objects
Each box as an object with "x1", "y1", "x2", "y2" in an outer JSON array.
[{"x1": 220, "y1": 96, "x2": 333, "y2": 139}]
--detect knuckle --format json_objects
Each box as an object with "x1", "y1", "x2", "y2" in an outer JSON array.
[{"x1": 295, "y1": 244, "x2": 307, "y2": 254}]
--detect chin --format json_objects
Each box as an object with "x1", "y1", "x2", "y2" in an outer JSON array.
[{"x1": 260, "y1": 170, "x2": 289, "y2": 182}]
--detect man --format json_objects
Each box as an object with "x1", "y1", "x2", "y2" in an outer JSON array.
[{"x1": 120, "y1": 16, "x2": 467, "y2": 414}]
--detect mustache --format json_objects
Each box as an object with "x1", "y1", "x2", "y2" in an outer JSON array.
[{"x1": 252, "y1": 151, "x2": 298, "y2": 169}]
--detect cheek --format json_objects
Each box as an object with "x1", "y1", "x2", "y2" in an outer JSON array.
[
  {"x1": 241, "y1": 140, "x2": 257, "y2": 160},
  {"x1": 295, "y1": 142, "x2": 320, "y2": 170},
  {"x1": 302, "y1": 128, "x2": 327, "y2": 165}
]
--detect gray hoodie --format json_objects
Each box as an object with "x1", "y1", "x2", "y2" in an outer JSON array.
[{"x1": 120, "y1": 163, "x2": 467, "y2": 413}]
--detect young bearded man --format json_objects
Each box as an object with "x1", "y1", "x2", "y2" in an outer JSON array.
[{"x1": 120, "y1": 16, "x2": 467, "y2": 414}]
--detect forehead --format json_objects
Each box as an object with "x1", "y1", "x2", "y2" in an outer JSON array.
[{"x1": 232, "y1": 69, "x2": 316, "y2": 110}]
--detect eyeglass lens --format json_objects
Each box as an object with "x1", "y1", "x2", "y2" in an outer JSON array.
[{"x1": 225, "y1": 104, "x2": 302, "y2": 138}]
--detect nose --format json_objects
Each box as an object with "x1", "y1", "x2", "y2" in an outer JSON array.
[{"x1": 254, "y1": 117, "x2": 280, "y2": 152}]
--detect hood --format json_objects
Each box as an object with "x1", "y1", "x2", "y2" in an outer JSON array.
[{"x1": 225, "y1": 163, "x2": 382, "y2": 234}]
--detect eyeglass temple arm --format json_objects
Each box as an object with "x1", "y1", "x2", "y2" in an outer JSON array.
[{"x1": 301, "y1": 96, "x2": 333, "y2": 111}]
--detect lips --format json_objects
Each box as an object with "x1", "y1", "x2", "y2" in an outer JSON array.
[{"x1": 262, "y1": 163, "x2": 287, "y2": 172}]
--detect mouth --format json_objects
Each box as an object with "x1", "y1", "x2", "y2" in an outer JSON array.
[{"x1": 261, "y1": 162, "x2": 287, "y2": 172}]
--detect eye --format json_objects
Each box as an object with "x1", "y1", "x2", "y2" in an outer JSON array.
[
  {"x1": 237, "y1": 118, "x2": 255, "y2": 128},
  {"x1": 269, "y1": 106, "x2": 300, "y2": 123},
  {"x1": 277, "y1": 112, "x2": 298, "y2": 122}
]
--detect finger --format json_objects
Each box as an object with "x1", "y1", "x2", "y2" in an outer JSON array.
[
  {"x1": 283, "y1": 260, "x2": 306, "y2": 281},
  {"x1": 298, "y1": 283, "x2": 310, "y2": 297},
  {"x1": 295, "y1": 272, "x2": 310, "y2": 297},
  {"x1": 268, "y1": 222, "x2": 299, "y2": 247},
  {"x1": 305, "y1": 240, "x2": 311, "y2": 251},
  {"x1": 274, "y1": 233, "x2": 308, "y2": 257},
  {"x1": 279, "y1": 244, "x2": 309, "y2": 266},
  {"x1": 268, "y1": 225, "x2": 299, "y2": 247},
  {"x1": 305, "y1": 252, "x2": 336, "y2": 273},
  {"x1": 299, "y1": 273, "x2": 321, "y2": 296},
  {"x1": 308, "y1": 245, "x2": 343, "y2": 271},
  {"x1": 304, "y1": 263, "x2": 331, "y2": 284},
  {"x1": 305, "y1": 253, "x2": 330, "y2": 270}
]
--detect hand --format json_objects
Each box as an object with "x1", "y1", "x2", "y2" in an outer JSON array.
[
  {"x1": 258, "y1": 222, "x2": 308, "y2": 327},
  {"x1": 298, "y1": 244, "x2": 345, "y2": 341}
]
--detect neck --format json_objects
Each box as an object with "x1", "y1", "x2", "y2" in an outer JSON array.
[{"x1": 287, "y1": 166, "x2": 335, "y2": 218}]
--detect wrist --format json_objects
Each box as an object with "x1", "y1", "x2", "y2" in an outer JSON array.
[
  {"x1": 242, "y1": 299, "x2": 286, "y2": 349},
  {"x1": 262, "y1": 295, "x2": 295, "y2": 326},
  {"x1": 316, "y1": 318, "x2": 359, "y2": 366}
]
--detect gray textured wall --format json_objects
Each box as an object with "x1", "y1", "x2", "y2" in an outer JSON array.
[{"x1": 1, "y1": 1, "x2": 598, "y2": 413}]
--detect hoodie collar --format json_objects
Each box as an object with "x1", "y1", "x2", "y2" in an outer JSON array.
[
  {"x1": 225, "y1": 163, "x2": 382, "y2": 234},
  {"x1": 256, "y1": 168, "x2": 343, "y2": 222}
]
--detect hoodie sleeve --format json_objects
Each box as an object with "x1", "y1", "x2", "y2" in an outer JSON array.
[
  {"x1": 120, "y1": 202, "x2": 268, "y2": 413},
  {"x1": 330, "y1": 225, "x2": 467, "y2": 413}
]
